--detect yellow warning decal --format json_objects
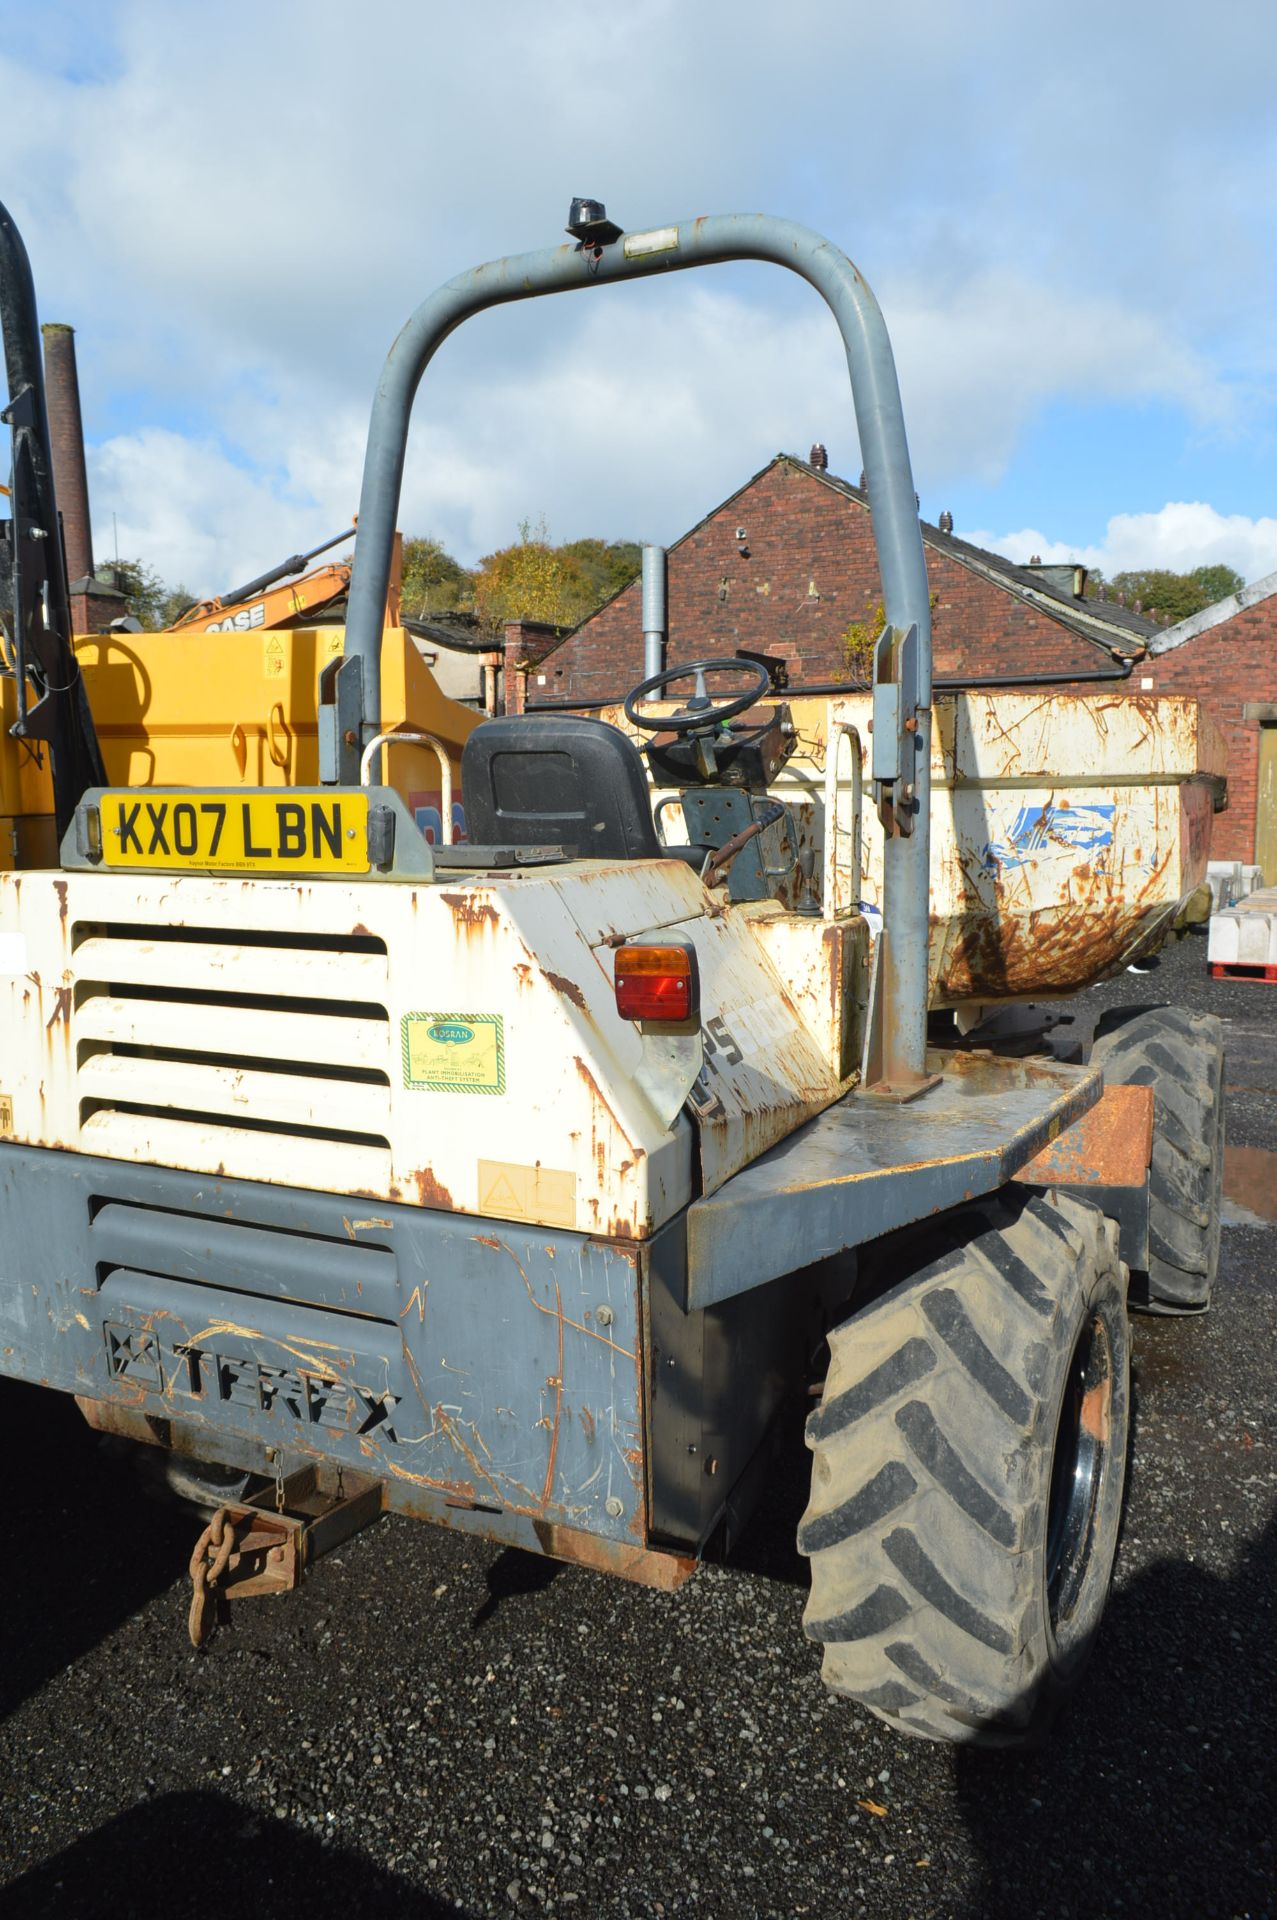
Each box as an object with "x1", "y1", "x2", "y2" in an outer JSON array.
[
  {"x1": 100, "y1": 790, "x2": 369, "y2": 874},
  {"x1": 0, "y1": 1094, "x2": 12, "y2": 1133},
  {"x1": 403, "y1": 1013, "x2": 504, "y2": 1093},
  {"x1": 478, "y1": 1160, "x2": 576, "y2": 1229}
]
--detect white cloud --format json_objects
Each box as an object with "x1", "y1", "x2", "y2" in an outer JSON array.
[
  {"x1": 971, "y1": 503, "x2": 1277, "y2": 585},
  {"x1": 885, "y1": 270, "x2": 1231, "y2": 484},
  {"x1": 8, "y1": 0, "x2": 1277, "y2": 592}
]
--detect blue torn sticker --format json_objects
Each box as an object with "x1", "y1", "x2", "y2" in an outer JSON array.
[{"x1": 983, "y1": 802, "x2": 1115, "y2": 870}]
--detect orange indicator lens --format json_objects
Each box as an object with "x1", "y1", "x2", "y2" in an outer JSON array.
[{"x1": 614, "y1": 943, "x2": 698, "y2": 1022}]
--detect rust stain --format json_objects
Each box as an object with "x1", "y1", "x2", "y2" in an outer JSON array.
[
  {"x1": 52, "y1": 879, "x2": 68, "y2": 926},
  {"x1": 529, "y1": 1520, "x2": 695, "y2": 1591},
  {"x1": 539, "y1": 1278, "x2": 566, "y2": 1512},
  {"x1": 473, "y1": 1233, "x2": 502, "y2": 1250},
  {"x1": 1014, "y1": 1084, "x2": 1153, "y2": 1189},
  {"x1": 541, "y1": 966, "x2": 589, "y2": 1012},
  {"x1": 439, "y1": 891, "x2": 500, "y2": 932},
  {"x1": 411, "y1": 1167, "x2": 455, "y2": 1210},
  {"x1": 579, "y1": 1405, "x2": 597, "y2": 1447},
  {"x1": 490, "y1": 1240, "x2": 636, "y2": 1360},
  {"x1": 572, "y1": 1052, "x2": 633, "y2": 1152},
  {"x1": 44, "y1": 985, "x2": 72, "y2": 1030},
  {"x1": 384, "y1": 1456, "x2": 478, "y2": 1502},
  {"x1": 1079, "y1": 1377, "x2": 1111, "y2": 1445}
]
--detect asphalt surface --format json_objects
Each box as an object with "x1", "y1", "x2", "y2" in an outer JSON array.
[{"x1": 1, "y1": 928, "x2": 1274, "y2": 1920}]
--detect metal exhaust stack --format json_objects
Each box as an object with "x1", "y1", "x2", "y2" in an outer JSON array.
[
  {"x1": 40, "y1": 323, "x2": 94, "y2": 589},
  {"x1": 642, "y1": 543, "x2": 666, "y2": 681}
]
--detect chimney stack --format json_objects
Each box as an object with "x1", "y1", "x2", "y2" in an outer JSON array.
[{"x1": 40, "y1": 323, "x2": 94, "y2": 587}]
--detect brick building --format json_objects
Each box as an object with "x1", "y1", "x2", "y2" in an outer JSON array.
[
  {"x1": 509, "y1": 454, "x2": 1158, "y2": 709},
  {"x1": 500, "y1": 452, "x2": 1277, "y2": 867},
  {"x1": 1141, "y1": 573, "x2": 1277, "y2": 875}
]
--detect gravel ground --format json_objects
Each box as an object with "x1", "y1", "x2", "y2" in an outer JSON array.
[{"x1": 1, "y1": 928, "x2": 1274, "y2": 1920}]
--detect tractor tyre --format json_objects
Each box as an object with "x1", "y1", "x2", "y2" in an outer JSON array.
[
  {"x1": 1089, "y1": 1005, "x2": 1225, "y2": 1314},
  {"x1": 799, "y1": 1189, "x2": 1129, "y2": 1747}
]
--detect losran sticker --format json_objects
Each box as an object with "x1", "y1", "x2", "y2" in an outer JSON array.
[{"x1": 403, "y1": 1013, "x2": 505, "y2": 1093}]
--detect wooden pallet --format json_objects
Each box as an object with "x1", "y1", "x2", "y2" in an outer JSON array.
[{"x1": 1209, "y1": 961, "x2": 1277, "y2": 982}]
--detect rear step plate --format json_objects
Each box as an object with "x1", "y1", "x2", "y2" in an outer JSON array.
[{"x1": 685, "y1": 1049, "x2": 1101, "y2": 1307}]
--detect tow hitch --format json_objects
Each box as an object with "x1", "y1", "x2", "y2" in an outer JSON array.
[{"x1": 187, "y1": 1464, "x2": 383, "y2": 1647}]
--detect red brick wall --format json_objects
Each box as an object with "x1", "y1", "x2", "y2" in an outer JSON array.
[
  {"x1": 1142, "y1": 603, "x2": 1277, "y2": 865},
  {"x1": 529, "y1": 462, "x2": 1119, "y2": 706}
]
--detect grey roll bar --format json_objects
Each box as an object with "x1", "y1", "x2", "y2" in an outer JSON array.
[{"x1": 343, "y1": 211, "x2": 935, "y2": 1092}]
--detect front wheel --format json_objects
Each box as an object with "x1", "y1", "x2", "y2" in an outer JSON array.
[
  {"x1": 800, "y1": 1189, "x2": 1129, "y2": 1746},
  {"x1": 1089, "y1": 1005, "x2": 1225, "y2": 1314}
]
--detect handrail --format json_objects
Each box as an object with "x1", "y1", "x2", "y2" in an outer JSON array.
[
  {"x1": 359, "y1": 728, "x2": 454, "y2": 845},
  {"x1": 823, "y1": 721, "x2": 864, "y2": 920}
]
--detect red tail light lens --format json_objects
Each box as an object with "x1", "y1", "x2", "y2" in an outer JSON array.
[{"x1": 614, "y1": 942, "x2": 698, "y2": 1022}]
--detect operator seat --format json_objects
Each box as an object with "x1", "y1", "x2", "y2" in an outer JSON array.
[{"x1": 461, "y1": 715, "x2": 710, "y2": 868}]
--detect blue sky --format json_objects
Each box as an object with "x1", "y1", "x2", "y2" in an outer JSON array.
[{"x1": 4, "y1": 0, "x2": 1277, "y2": 594}]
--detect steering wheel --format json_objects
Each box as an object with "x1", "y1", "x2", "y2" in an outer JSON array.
[{"x1": 624, "y1": 656, "x2": 772, "y2": 736}]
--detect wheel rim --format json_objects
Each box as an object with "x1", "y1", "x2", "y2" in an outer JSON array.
[{"x1": 1045, "y1": 1311, "x2": 1114, "y2": 1630}]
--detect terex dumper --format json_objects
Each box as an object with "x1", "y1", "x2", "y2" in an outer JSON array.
[{"x1": 0, "y1": 199, "x2": 1226, "y2": 1745}]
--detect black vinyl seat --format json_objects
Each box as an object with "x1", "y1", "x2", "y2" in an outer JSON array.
[{"x1": 461, "y1": 715, "x2": 710, "y2": 868}]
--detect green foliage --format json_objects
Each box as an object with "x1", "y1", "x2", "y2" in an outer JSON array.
[
  {"x1": 1188, "y1": 563, "x2": 1245, "y2": 606},
  {"x1": 400, "y1": 536, "x2": 475, "y2": 618},
  {"x1": 840, "y1": 599, "x2": 884, "y2": 684},
  {"x1": 840, "y1": 592, "x2": 938, "y2": 683},
  {"x1": 1088, "y1": 564, "x2": 1245, "y2": 623},
  {"x1": 101, "y1": 557, "x2": 170, "y2": 629},
  {"x1": 558, "y1": 538, "x2": 643, "y2": 610},
  {"x1": 158, "y1": 586, "x2": 198, "y2": 628},
  {"x1": 472, "y1": 520, "x2": 640, "y2": 629},
  {"x1": 108, "y1": 521, "x2": 643, "y2": 641}
]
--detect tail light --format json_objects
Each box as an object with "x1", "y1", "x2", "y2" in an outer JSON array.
[{"x1": 613, "y1": 940, "x2": 699, "y2": 1023}]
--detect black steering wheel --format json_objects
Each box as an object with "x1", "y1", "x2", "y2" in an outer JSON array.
[{"x1": 623, "y1": 656, "x2": 772, "y2": 735}]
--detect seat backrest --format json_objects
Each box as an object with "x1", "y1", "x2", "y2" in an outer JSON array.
[{"x1": 460, "y1": 715, "x2": 663, "y2": 860}]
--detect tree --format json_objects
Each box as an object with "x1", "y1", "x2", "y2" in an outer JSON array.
[
  {"x1": 158, "y1": 585, "x2": 198, "y2": 628},
  {"x1": 473, "y1": 518, "x2": 591, "y2": 629},
  {"x1": 1089, "y1": 563, "x2": 1244, "y2": 624},
  {"x1": 1188, "y1": 563, "x2": 1245, "y2": 607},
  {"x1": 400, "y1": 536, "x2": 475, "y2": 618},
  {"x1": 558, "y1": 538, "x2": 642, "y2": 610},
  {"x1": 100, "y1": 557, "x2": 170, "y2": 629}
]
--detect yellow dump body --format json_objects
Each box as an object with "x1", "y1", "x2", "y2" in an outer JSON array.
[{"x1": 0, "y1": 625, "x2": 482, "y2": 862}]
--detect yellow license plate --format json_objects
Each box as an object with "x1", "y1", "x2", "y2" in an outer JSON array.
[{"x1": 100, "y1": 790, "x2": 370, "y2": 874}]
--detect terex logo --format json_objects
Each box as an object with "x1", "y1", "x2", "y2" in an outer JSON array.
[{"x1": 104, "y1": 1322, "x2": 397, "y2": 1440}]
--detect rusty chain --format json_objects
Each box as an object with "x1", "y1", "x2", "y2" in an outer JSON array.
[{"x1": 188, "y1": 1506, "x2": 237, "y2": 1649}]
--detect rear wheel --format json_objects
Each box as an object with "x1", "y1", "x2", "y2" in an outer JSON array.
[
  {"x1": 800, "y1": 1189, "x2": 1129, "y2": 1747},
  {"x1": 1089, "y1": 1005, "x2": 1225, "y2": 1313}
]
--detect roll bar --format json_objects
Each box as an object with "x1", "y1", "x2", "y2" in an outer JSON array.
[{"x1": 343, "y1": 207, "x2": 935, "y2": 1092}]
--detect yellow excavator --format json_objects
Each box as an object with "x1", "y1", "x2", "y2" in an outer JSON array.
[{"x1": 165, "y1": 523, "x2": 356, "y2": 633}]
